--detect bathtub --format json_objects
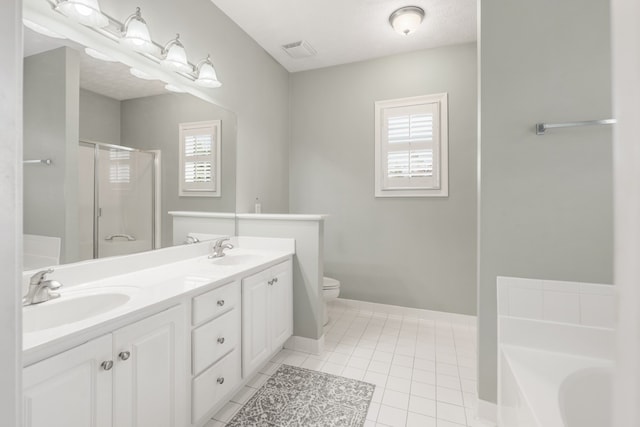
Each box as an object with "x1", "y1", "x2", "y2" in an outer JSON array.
[
  {"x1": 497, "y1": 276, "x2": 616, "y2": 427},
  {"x1": 499, "y1": 345, "x2": 612, "y2": 427}
]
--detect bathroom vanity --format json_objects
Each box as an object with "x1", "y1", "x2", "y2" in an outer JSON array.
[{"x1": 22, "y1": 238, "x2": 294, "y2": 427}]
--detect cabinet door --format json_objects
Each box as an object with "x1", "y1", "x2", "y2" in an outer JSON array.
[
  {"x1": 241, "y1": 269, "x2": 271, "y2": 377},
  {"x1": 113, "y1": 305, "x2": 187, "y2": 427},
  {"x1": 23, "y1": 334, "x2": 113, "y2": 427},
  {"x1": 270, "y1": 260, "x2": 293, "y2": 351}
]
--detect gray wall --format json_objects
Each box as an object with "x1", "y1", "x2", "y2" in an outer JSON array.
[
  {"x1": 79, "y1": 89, "x2": 121, "y2": 145},
  {"x1": 290, "y1": 43, "x2": 477, "y2": 315},
  {"x1": 478, "y1": 0, "x2": 613, "y2": 403},
  {"x1": 23, "y1": 47, "x2": 80, "y2": 263},
  {"x1": 121, "y1": 93, "x2": 237, "y2": 247},
  {"x1": 1, "y1": 0, "x2": 23, "y2": 422},
  {"x1": 104, "y1": 0, "x2": 290, "y2": 214}
]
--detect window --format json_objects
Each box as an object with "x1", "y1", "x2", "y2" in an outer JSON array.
[
  {"x1": 179, "y1": 120, "x2": 221, "y2": 197},
  {"x1": 109, "y1": 149, "x2": 131, "y2": 186},
  {"x1": 374, "y1": 93, "x2": 448, "y2": 197}
]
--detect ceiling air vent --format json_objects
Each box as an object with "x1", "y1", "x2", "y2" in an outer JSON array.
[{"x1": 281, "y1": 40, "x2": 317, "y2": 59}]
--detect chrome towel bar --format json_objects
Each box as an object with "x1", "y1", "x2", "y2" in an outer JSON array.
[
  {"x1": 535, "y1": 119, "x2": 616, "y2": 135},
  {"x1": 23, "y1": 159, "x2": 52, "y2": 165}
]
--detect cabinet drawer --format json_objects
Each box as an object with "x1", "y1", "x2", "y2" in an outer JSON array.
[
  {"x1": 192, "y1": 307, "x2": 240, "y2": 375},
  {"x1": 192, "y1": 350, "x2": 241, "y2": 424},
  {"x1": 192, "y1": 280, "x2": 239, "y2": 325}
]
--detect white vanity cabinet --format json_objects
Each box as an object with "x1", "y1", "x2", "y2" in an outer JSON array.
[
  {"x1": 112, "y1": 306, "x2": 187, "y2": 427},
  {"x1": 23, "y1": 334, "x2": 113, "y2": 427},
  {"x1": 190, "y1": 280, "x2": 242, "y2": 426},
  {"x1": 242, "y1": 259, "x2": 293, "y2": 377},
  {"x1": 23, "y1": 306, "x2": 186, "y2": 427}
]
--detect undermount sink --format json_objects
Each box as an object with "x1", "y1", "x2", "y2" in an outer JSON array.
[
  {"x1": 205, "y1": 253, "x2": 264, "y2": 266},
  {"x1": 23, "y1": 291, "x2": 131, "y2": 333}
]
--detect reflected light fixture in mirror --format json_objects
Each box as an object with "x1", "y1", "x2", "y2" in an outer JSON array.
[
  {"x1": 85, "y1": 47, "x2": 117, "y2": 62},
  {"x1": 389, "y1": 6, "x2": 425, "y2": 36},
  {"x1": 130, "y1": 68, "x2": 156, "y2": 80},
  {"x1": 55, "y1": 0, "x2": 109, "y2": 28},
  {"x1": 23, "y1": 18, "x2": 66, "y2": 39},
  {"x1": 195, "y1": 55, "x2": 222, "y2": 88},
  {"x1": 165, "y1": 84, "x2": 186, "y2": 93},
  {"x1": 161, "y1": 34, "x2": 192, "y2": 73},
  {"x1": 120, "y1": 7, "x2": 155, "y2": 54}
]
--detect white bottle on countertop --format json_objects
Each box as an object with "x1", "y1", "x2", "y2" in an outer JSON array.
[{"x1": 254, "y1": 197, "x2": 261, "y2": 214}]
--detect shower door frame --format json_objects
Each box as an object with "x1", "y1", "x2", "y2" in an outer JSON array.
[{"x1": 80, "y1": 139, "x2": 161, "y2": 259}]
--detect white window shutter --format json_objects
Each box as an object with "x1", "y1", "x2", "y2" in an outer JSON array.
[
  {"x1": 375, "y1": 93, "x2": 448, "y2": 197},
  {"x1": 179, "y1": 120, "x2": 221, "y2": 197}
]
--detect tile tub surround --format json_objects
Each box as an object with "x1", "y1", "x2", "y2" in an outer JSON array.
[
  {"x1": 22, "y1": 236, "x2": 294, "y2": 365},
  {"x1": 497, "y1": 276, "x2": 615, "y2": 328},
  {"x1": 209, "y1": 299, "x2": 488, "y2": 427},
  {"x1": 497, "y1": 276, "x2": 615, "y2": 427}
]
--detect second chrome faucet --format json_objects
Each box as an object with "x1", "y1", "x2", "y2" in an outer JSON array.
[{"x1": 208, "y1": 237, "x2": 233, "y2": 259}]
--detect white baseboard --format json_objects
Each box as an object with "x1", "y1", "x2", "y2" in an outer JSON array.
[
  {"x1": 476, "y1": 399, "x2": 498, "y2": 426},
  {"x1": 333, "y1": 298, "x2": 477, "y2": 326},
  {"x1": 284, "y1": 335, "x2": 324, "y2": 355}
]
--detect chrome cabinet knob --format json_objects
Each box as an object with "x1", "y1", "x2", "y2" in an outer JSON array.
[
  {"x1": 118, "y1": 351, "x2": 131, "y2": 361},
  {"x1": 217, "y1": 300, "x2": 225, "y2": 307},
  {"x1": 101, "y1": 360, "x2": 114, "y2": 371},
  {"x1": 217, "y1": 337, "x2": 225, "y2": 344},
  {"x1": 217, "y1": 377, "x2": 224, "y2": 384}
]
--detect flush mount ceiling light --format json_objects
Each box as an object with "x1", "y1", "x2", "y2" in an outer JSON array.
[
  {"x1": 55, "y1": 0, "x2": 109, "y2": 28},
  {"x1": 161, "y1": 34, "x2": 192, "y2": 73},
  {"x1": 120, "y1": 7, "x2": 155, "y2": 54},
  {"x1": 23, "y1": 18, "x2": 66, "y2": 39},
  {"x1": 389, "y1": 6, "x2": 425, "y2": 36},
  {"x1": 194, "y1": 55, "x2": 222, "y2": 88}
]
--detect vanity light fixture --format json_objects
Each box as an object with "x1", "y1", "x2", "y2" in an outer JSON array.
[
  {"x1": 23, "y1": 18, "x2": 66, "y2": 39},
  {"x1": 120, "y1": 7, "x2": 155, "y2": 54},
  {"x1": 54, "y1": 0, "x2": 109, "y2": 28},
  {"x1": 161, "y1": 34, "x2": 192, "y2": 73},
  {"x1": 194, "y1": 55, "x2": 222, "y2": 88},
  {"x1": 130, "y1": 68, "x2": 156, "y2": 80},
  {"x1": 165, "y1": 84, "x2": 186, "y2": 93},
  {"x1": 389, "y1": 6, "x2": 425, "y2": 36},
  {"x1": 85, "y1": 47, "x2": 117, "y2": 62}
]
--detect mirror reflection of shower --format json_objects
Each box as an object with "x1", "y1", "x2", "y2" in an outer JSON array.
[{"x1": 78, "y1": 140, "x2": 159, "y2": 261}]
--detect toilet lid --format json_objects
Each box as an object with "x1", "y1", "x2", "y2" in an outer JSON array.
[{"x1": 323, "y1": 277, "x2": 340, "y2": 289}]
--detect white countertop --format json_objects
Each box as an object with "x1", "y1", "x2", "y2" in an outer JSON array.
[
  {"x1": 236, "y1": 213, "x2": 328, "y2": 221},
  {"x1": 168, "y1": 211, "x2": 236, "y2": 219},
  {"x1": 23, "y1": 238, "x2": 294, "y2": 366}
]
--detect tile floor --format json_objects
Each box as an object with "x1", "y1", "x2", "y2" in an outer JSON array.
[{"x1": 209, "y1": 299, "x2": 486, "y2": 427}]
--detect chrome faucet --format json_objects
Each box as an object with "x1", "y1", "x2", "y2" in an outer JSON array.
[
  {"x1": 184, "y1": 235, "x2": 200, "y2": 244},
  {"x1": 208, "y1": 237, "x2": 233, "y2": 259},
  {"x1": 23, "y1": 268, "x2": 62, "y2": 306}
]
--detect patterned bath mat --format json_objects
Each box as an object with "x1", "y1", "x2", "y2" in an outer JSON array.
[{"x1": 227, "y1": 364, "x2": 375, "y2": 427}]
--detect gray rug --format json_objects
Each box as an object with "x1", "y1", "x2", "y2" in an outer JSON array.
[{"x1": 227, "y1": 364, "x2": 375, "y2": 427}]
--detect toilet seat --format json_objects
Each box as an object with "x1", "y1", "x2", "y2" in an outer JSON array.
[{"x1": 323, "y1": 276, "x2": 340, "y2": 290}]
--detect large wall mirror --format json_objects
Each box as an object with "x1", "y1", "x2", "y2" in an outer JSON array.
[{"x1": 23, "y1": 26, "x2": 237, "y2": 270}]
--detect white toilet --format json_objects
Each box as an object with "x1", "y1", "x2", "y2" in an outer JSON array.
[{"x1": 322, "y1": 276, "x2": 341, "y2": 326}]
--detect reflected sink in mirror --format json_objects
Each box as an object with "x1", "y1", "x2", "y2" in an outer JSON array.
[{"x1": 23, "y1": 290, "x2": 132, "y2": 333}]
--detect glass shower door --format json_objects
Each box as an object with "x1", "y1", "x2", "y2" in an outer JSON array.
[{"x1": 97, "y1": 145, "x2": 154, "y2": 258}]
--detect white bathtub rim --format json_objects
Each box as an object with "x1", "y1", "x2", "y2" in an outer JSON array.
[{"x1": 500, "y1": 344, "x2": 613, "y2": 427}]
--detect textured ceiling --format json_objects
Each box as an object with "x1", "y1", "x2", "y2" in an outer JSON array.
[
  {"x1": 211, "y1": 0, "x2": 477, "y2": 72},
  {"x1": 24, "y1": 27, "x2": 167, "y2": 101}
]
